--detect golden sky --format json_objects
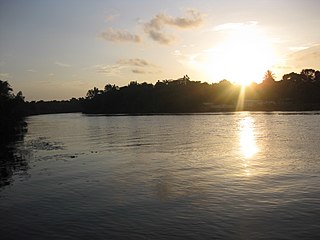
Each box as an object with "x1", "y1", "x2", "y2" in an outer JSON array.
[{"x1": 1, "y1": 0, "x2": 319, "y2": 100}]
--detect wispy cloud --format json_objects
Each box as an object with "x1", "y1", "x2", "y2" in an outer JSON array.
[
  {"x1": 0, "y1": 72, "x2": 11, "y2": 79},
  {"x1": 99, "y1": 10, "x2": 203, "y2": 45},
  {"x1": 288, "y1": 43, "x2": 320, "y2": 52},
  {"x1": 100, "y1": 27, "x2": 141, "y2": 43},
  {"x1": 147, "y1": 30, "x2": 175, "y2": 45},
  {"x1": 27, "y1": 69, "x2": 37, "y2": 73},
  {"x1": 163, "y1": 9, "x2": 204, "y2": 28},
  {"x1": 144, "y1": 9, "x2": 204, "y2": 45},
  {"x1": 95, "y1": 64, "x2": 123, "y2": 74},
  {"x1": 286, "y1": 44, "x2": 320, "y2": 67},
  {"x1": 274, "y1": 43, "x2": 320, "y2": 72},
  {"x1": 117, "y1": 58, "x2": 152, "y2": 67},
  {"x1": 105, "y1": 13, "x2": 120, "y2": 22},
  {"x1": 55, "y1": 61, "x2": 71, "y2": 68},
  {"x1": 132, "y1": 69, "x2": 145, "y2": 74},
  {"x1": 173, "y1": 49, "x2": 204, "y2": 69},
  {"x1": 145, "y1": 10, "x2": 203, "y2": 30},
  {"x1": 213, "y1": 21, "x2": 258, "y2": 31},
  {"x1": 96, "y1": 58, "x2": 158, "y2": 75}
]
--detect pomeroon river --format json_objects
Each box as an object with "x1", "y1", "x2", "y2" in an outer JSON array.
[{"x1": 1, "y1": 112, "x2": 320, "y2": 239}]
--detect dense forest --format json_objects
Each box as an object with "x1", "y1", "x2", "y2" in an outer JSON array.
[
  {"x1": 26, "y1": 98, "x2": 82, "y2": 115},
  {"x1": 1, "y1": 69, "x2": 320, "y2": 121},
  {"x1": 82, "y1": 69, "x2": 320, "y2": 113},
  {"x1": 0, "y1": 80, "x2": 27, "y2": 146}
]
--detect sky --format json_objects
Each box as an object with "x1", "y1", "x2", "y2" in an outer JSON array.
[{"x1": 0, "y1": 0, "x2": 319, "y2": 100}]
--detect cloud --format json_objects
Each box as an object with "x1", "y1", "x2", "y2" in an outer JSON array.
[
  {"x1": 144, "y1": 9, "x2": 204, "y2": 45},
  {"x1": 289, "y1": 46, "x2": 310, "y2": 52},
  {"x1": 147, "y1": 30, "x2": 176, "y2": 45},
  {"x1": 95, "y1": 64, "x2": 123, "y2": 74},
  {"x1": 176, "y1": 51, "x2": 205, "y2": 70},
  {"x1": 0, "y1": 72, "x2": 11, "y2": 79},
  {"x1": 117, "y1": 58, "x2": 152, "y2": 67},
  {"x1": 96, "y1": 58, "x2": 158, "y2": 75},
  {"x1": 213, "y1": 21, "x2": 258, "y2": 31},
  {"x1": 100, "y1": 27, "x2": 141, "y2": 43},
  {"x1": 27, "y1": 69, "x2": 37, "y2": 73},
  {"x1": 286, "y1": 44, "x2": 320, "y2": 68},
  {"x1": 54, "y1": 61, "x2": 71, "y2": 68},
  {"x1": 105, "y1": 13, "x2": 119, "y2": 22},
  {"x1": 131, "y1": 68, "x2": 161, "y2": 75},
  {"x1": 274, "y1": 43, "x2": 320, "y2": 72},
  {"x1": 164, "y1": 9, "x2": 204, "y2": 28},
  {"x1": 132, "y1": 69, "x2": 145, "y2": 74},
  {"x1": 146, "y1": 10, "x2": 203, "y2": 30}
]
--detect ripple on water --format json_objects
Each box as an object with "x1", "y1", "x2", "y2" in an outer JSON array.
[{"x1": 1, "y1": 113, "x2": 320, "y2": 240}]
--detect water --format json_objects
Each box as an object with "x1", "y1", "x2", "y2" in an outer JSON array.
[{"x1": 1, "y1": 112, "x2": 320, "y2": 239}]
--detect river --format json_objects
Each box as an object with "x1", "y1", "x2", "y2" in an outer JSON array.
[{"x1": 1, "y1": 112, "x2": 320, "y2": 239}]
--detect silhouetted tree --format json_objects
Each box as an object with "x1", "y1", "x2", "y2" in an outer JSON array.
[
  {"x1": 301, "y1": 69, "x2": 316, "y2": 82},
  {"x1": 86, "y1": 87, "x2": 103, "y2": 99},
  {"x1": 81, "y1": 69, "x2": 320, "y2": 113},
  {"x1": 104, "y1": 84, "x2": 118, "y2": 92},
  {"x1": 0, "y1": 81, "x2": 29, "y2": 189},
  {"x1": 0, "y1": 81, "x2": 13, "y2": 97},
  {"x1": 25, "y1": 98, "x2": 83, "y2": 115},
  {"x1": 0, "y1": 80, "x2": 27, "y2": 145},
  {"x1": 263, "y1": 70, "x2": 276, "y2": 84},
  {"x1": 315, "y1": 71, "x2": 320, "y2": 82}
]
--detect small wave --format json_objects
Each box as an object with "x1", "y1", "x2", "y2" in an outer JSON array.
[{"x1": 26, "y1": 137, "x2": 64, "y2": 151}]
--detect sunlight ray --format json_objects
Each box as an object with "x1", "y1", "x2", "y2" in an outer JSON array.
[{"x1": 236, "y1": 85, "x2": 246, "y2": 111}]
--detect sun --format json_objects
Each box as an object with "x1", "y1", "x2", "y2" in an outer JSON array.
[{"x1": 201, "y1": 26, "x2": 277, "y2": 86}]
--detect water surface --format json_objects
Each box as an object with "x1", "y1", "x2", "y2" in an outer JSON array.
[{"x1": 1, "y1": 112, "x2": 320, "y2": 239}]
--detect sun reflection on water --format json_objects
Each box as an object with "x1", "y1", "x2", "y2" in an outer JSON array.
[
  {"x1": 239, "y1": 116, "x2": 259, "y2": 176},
  {"x1": 239, "y1": 116, "x2": 258, "y2": 158}
]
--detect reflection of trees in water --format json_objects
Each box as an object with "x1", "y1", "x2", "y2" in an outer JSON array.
[
  {"x1": 0, "y1": 133, "x2": 29, "y2": 189},
  {"x1": 1, "y1": 80, "x2": 29, "y2": 189}
]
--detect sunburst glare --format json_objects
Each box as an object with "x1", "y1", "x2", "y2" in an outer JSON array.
[{"x1": 202, "y1": 24, "x2": 276, "y2": 86}]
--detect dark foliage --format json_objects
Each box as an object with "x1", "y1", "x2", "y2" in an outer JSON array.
[
  {"x1": 82, "y1": 75, "x2": 241, "y2": 114},
  {"x1": 245, "y1": 69, "x2": 320, "y2": 110},
  {"x1": 82, "y1": 70, "x2": 320, "y2": 114},
  {"x1": 25, "y1": 98, "x2": 83, "y2": 115},
  {"x1": 0, "y1": 80, "x2": 29, "y2": 188},
  {"x1": 0, "y1": 80, "x2": 27, "y2": 146}
]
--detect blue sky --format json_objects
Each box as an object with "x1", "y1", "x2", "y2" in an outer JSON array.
[{"x1": 1, "y1": 0, "x2": 319, "y2": 100}]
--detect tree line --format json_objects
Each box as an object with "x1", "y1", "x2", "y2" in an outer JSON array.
[
  {"x1": 83, "y1": 69, "x2": 320, "y2": 113},
  {"x1": 1, "y1": 68, "x2": 320, "y2": 140}
]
